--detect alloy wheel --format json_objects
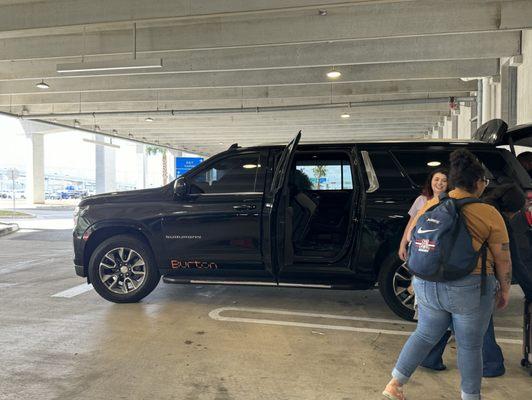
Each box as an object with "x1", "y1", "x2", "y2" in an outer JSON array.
[
  {"x1": 392, "y1": 262, "x2": 415, "y2": 311},
  {"x1": 98, "y1": 247, "x2": 146, "y2": 295}
]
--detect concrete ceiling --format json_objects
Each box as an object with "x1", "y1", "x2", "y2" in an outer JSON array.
[{"x1": 0, "y1": 0, "x2": 531, "y2": 155}]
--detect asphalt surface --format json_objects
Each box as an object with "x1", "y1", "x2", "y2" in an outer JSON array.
[{"x1": 0, "y1": 208, "x2": 530, "y2": 400}]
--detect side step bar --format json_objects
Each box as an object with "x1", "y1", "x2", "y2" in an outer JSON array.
[{"x1": 162, "y1": 276, "x2": 332, "y2": 289}]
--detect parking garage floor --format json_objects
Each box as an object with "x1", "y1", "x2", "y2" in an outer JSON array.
[{"x1": 0, "y1": 210, "x2": 530, "y2": 400}]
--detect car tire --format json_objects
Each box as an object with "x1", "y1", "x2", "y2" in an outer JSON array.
[
  {"x1": 88, "y1": 234, "x2": 160, "y2": 303},
  {"x1": 378, "y1": 253, "x2": 415, "y2": 321}
]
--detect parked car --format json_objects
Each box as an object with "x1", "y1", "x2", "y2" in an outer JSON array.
[{"x1": 73, "y1": 120, "x2": 531, "y2": 320}]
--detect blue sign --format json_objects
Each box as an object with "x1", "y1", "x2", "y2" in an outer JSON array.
[{"x1": 175, "y1": 157, "x2": 204, "y2": 177}]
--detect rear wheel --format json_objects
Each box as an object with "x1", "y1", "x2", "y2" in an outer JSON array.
[
  {"x1": 89, "y1": 234, "x2": 160, "y2": 303},
  {"x1": 378, "y1": 254, "x2": 415, "y2": 321}
]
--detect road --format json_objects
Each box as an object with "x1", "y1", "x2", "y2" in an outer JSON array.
[{"x1": 0, "y1": 208, "x2": 530, "y2": 400}]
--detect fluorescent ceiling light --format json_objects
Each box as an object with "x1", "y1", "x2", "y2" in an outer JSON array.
[
  {"x1": 57, "y1": 58, "x2": 163, "y2": 74},
  {"x1": 427, "y1": 161, "x2": 441, "y2": 167},
  {"x1": 83, "y1": 138, "x2": 120, "y2": 149},
  {"x1": 340, "y1": 113, "x2": 350, "y2": 119},
  {"x1": 145, "y1": 117, "x2": 154, "y2": 122},
  {"x1": 243, "y1": 164, "x2": 261, "y2": 169},
  {"x1": 326, "y1": 69, "x2": 341, "y2": 79},
  {"x1": 36, "y1": 80, "x2": 50, "y2": 89}
]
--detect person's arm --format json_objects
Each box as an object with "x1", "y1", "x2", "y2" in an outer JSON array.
[
  {"x1": 491, "y1": 242, "x2": 512, "y2": 310},
  {"x1": 398, "y1": 216, "x2": 415, "y2": 261}
]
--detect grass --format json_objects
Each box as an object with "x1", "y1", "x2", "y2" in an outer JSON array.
[{"x1": 0, "y1": 210, "x2": 33, "y2": 218}]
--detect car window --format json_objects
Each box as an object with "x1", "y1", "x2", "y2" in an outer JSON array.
[
  {"x1": 295, "y1": 157, "x2": 353, "y2": 191},
  {"x1": 364, "y1": 151, "x2": 411, "y2": 190},
  {"x1": 392, "y1": 150, "x2": 449, "y2": 186},
  {"x1": 393, "y1": 149, "x2": 516, "y2": 186},
  {"x1": 190, "y1": 152, "x2": 264, "y2": 194}
]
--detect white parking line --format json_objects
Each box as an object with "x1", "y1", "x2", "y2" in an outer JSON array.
[
  {"x1": 52, "y1": 283, "x2": 93, "y2": 298},
  {"x1": 208, "y1": 307, "x2": 522, "y2": 345}
]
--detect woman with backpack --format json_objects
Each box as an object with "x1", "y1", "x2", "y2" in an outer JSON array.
[
  {"x1": 383, "y1": 149, "x2": 512, "y2": 400},
  {"x1": 398, "y1": 168, "x2": 448, "y2": 262}
]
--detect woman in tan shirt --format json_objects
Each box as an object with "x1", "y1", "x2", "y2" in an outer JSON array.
[{"x1": 383, "y1": 149, "x2": 512, "y2": 400}]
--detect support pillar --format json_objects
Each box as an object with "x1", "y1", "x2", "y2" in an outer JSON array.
[
  {"x1": 95, "y1": 135, "x2": 117, "y2": 194},
  {"x1": 517, "y1": 30, "x2": 532, "y2": 124},
  {"x1": 481, "y1": 78, "x2": 492, "y2": 123},
  {"x1": 136, "y1": 144, "x2": 146, "y2": 190},
  {"x1": 24, "y1": 132, "x2": 45, "y2": 204}
]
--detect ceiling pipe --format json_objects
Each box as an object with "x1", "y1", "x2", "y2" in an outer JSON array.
[{"x1": 19, "y1": 96, "x2": 475, "y2": 119}]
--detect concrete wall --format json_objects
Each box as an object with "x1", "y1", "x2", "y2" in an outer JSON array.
[{"x1": 517, "y1": 29, "x2": 532, "y2": 124}]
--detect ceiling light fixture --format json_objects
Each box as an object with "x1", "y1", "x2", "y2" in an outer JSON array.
[
  {"x1": 340, "y1": 113, "x2": 351, "y2": 119},
  {"x1": 318, "y1": 9, "x2": 328, "y2": 16},
  {"x1": 427, "y1": 161, "x2": 442, "y2": 167},
  {"x1": 73, "y1": 119, "x2": 81, "y2": 128},
  {"x1": 36, "y1": 80, "x2": 50, "y2": 89},
  {"x1": 57, "y1": 58, "x2": 163, "y2": 74},
  {"x1": 145, "y1": 117, "x2": 154, "y2": 122},
  {"x1": 326, "y1": 68, "x2": 341, "y2": 79}
]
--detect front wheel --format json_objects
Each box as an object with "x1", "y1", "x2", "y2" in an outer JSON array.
[
  {"x1": 88, "y1": 234, "x2": 160, "y2": 303},
  {"x1": 378, "y1": 254, "x2": 415, "y2": 321}
]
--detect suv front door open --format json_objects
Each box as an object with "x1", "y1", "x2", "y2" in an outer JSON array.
[{"x1": 263, "y1": 132, "x2": 301, "y2": 278}]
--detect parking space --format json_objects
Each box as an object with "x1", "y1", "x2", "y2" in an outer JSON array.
[{"x1": 0, "y1": 211, "x2": 530, "y2": 400}]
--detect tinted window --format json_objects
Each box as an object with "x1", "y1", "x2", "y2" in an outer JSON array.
[
  {"x1": 366, "y1": 151, "x2": 411, "y2": 189},
  {"x1": 190, "y1": 152, "x2": 264, "y2": 194},
  {"x1": 393, "y1": 149, "x2": 514, "y2": 187},
  {"x1": 295, "y1": 157, "x2": 353, "y2": 191},
  {"x1": 393, "y1": 150, "x2": 449, "y2": 186}
]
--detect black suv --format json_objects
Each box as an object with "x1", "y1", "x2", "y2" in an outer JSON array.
[{"x1": 73, "y1": 120, "x2": 532, "y2": 320}]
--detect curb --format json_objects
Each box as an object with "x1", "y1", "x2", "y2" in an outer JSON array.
[{"x1": 0, "y1": 222, "x2": 20, "y2": 237}]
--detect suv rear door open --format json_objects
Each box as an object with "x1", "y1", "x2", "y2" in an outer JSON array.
[{"x1": 262, "y1": 132, "x2": 301, "y2": 278}]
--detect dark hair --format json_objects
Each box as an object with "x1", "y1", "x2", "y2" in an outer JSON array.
[
  {"x1": 421, "y1": 168, "x2": 448, "y2": 199},
  {"x1": 517, "y1": 151, "x2": 532, "y2": 167},
  {"x1": 449, "y1": 149, "x2": 485, "y2": 192},
  {"x1": 483, "y1": 184, "x2": 525, "y2": 213}
]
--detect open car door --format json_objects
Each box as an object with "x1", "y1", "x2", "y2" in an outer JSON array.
[
  {"x1": 263, "y1": 131, "x2": 301, "y2": 278},
  {"x1": 473, "y1": 119, "x2": 532, "y2": 154}
]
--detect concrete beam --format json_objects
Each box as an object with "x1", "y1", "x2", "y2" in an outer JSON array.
[
  {"x1": 0, "y1": 31, "x2": 519, "y2": 75},
  {"x1": 0, "y1": 0, "x2": 530, "y2": 46},
  {"x1": 0, "y1": 79, "x2": 476, "y2": 107},
  {"x1": 0, "y1": 60, "x2": 499, "y2": 95}
]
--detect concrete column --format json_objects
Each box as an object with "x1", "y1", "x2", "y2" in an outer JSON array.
[
  {"x1": 95, "y1": 136, "x2": 117, "y2": 194},
  {"x1": 492, "y1": 77, "x2": 501, "y2": 119},
  {"x1": 457, "y1": 103, "x2": 472, "y2": 139},
  {"x1": 481, "y1": 78, "x2": 492, "y2": 123},
  {"x1": 517, "y1": 29, "x2": 532, "y2": 124},
  {"x1": 451, "y1": 114, "x2": 459, "y2": 139},
  {"x1": 136, "y1": 144, "x2": 146, "y2": 190},
  {"x1": 24, "y1": 132, "x2": 45, "y2": 204},
  {"x1": 442, "y1": 116, "x2": 452, "y2": 139}
]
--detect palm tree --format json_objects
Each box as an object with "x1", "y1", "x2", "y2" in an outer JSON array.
[
  {"x1": 312, "y1": 165, "x2": 328, "y2": 190},
  {"x1": 145, "y1": 145, "x2": 168, "y2": 185}
]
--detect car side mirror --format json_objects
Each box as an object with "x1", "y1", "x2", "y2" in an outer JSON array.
[{"x1": 173, "y1": 177, "x2": 188, "y2": 198}]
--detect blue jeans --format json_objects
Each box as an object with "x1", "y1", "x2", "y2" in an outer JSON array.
[
  {"x1": 422, "y1": 317, "x2": 505, "y2": 377},
  {"x1": 392, "y1": 275, "x2": 497, "y2": 400}
]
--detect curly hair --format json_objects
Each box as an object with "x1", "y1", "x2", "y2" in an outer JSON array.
[{"x1": 449, "y1": 149, "x2": 485, "y2": 192}]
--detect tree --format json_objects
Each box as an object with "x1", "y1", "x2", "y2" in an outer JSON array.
[
  {"x1": 312, "y1": 165, "x2": 327, "y2": 190},
  {"x1": 145, "y1": 146, "x2": 168, "y2": 185}
]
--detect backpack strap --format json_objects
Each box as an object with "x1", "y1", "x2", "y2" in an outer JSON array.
[{"x1": 480, "y1": 242, "x2": 488, "y2": 296}]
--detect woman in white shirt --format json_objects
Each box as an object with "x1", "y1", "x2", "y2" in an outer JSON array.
[{"x1": 398, "y1": 168, "x2": 449, "y2": 261}]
